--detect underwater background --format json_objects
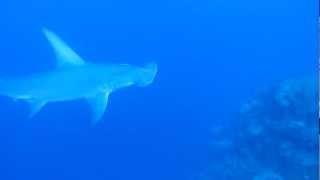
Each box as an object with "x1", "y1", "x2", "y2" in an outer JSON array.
[{"x1": 0, "y1": 0, "x2": 318, "y2": 179}]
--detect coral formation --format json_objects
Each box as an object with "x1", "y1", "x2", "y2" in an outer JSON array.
[{"x1": 199, "y1": 77, "x2": 318, "y2": 180}]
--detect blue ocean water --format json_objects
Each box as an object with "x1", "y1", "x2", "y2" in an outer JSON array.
[{"x1": 0, "y1": 0, "x2": 317, "y2": 179}]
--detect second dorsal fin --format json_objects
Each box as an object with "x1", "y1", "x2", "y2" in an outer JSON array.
[{"x1": 43, "y1": 28, "x2": 85, "y2": 68}]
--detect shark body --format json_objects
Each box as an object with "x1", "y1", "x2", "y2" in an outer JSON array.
[{"x1": 0, "y1": 29, "x2": 157, "y2": 123}]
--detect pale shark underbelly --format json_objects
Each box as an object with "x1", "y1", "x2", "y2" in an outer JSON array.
[{"x1": 0, "y1": 73, "x2": 102, "y2": 102}]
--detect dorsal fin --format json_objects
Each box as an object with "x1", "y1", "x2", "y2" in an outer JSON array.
[{"x1": 42, "y1": 28, "x2": 85, "y2": 68}]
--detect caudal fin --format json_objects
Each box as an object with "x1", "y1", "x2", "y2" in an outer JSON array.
[{"x1": 137, "y1": 62, "x2": 158, "y2": 87}]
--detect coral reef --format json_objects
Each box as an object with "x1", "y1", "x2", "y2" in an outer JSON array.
[{"x1": 200, "y1": 77, "x2": 318, "y2": 180}]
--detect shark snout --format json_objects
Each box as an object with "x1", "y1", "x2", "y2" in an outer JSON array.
[{"x1": 137, "y1": 62, "x2": 158, "y2": 87}]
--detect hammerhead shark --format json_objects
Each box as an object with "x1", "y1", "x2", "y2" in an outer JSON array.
[{"x1": 0, "y1": 29, "x2": 157, "y2": 123}]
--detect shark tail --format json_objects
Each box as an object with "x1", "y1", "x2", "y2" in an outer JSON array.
[{"x1": 137, "y1": 62, "x2": 158, "y2": 87}]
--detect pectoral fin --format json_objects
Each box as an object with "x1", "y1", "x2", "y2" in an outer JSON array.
[
  {"x1": 27, "y1": 100, "x2": 46, "y2": 118},
  {"x1": 87, "y1": 92, "x2": 110, "y2": 124}
]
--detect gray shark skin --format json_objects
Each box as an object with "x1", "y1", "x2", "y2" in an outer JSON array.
[{"x1": 0, "y1": 28, "x2": 158, "y2": 123}]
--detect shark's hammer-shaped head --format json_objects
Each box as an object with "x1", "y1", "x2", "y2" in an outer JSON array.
[
  {"x1": 136, "y1": 62, "x2": 158, "y2": 87},
  {"x1": 89, "y1": 61, "x2": 158, "y2": 93}
]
